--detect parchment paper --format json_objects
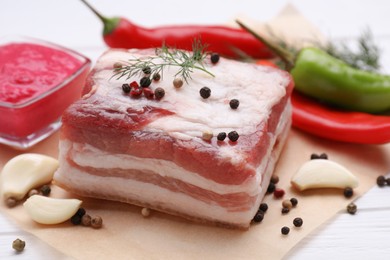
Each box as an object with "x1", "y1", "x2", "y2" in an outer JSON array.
[{"x1": 1, "y1": 128, "x2": 389, "y2": 260}]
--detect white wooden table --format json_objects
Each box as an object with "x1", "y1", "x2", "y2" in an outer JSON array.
[{"x1": 1, "y1": 0, "x2": 390, "y2": 258}]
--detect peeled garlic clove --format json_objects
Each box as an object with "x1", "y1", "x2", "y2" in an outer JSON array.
[
  {"x1": 291, "y1": 159, "x2": 358, "y2": 191},
  {"x1": 0, "y1": 154, "x2": 58, "y2": 201},
  {"x1": 23, "y1": 195, "x2": 82, "y2": 224}
]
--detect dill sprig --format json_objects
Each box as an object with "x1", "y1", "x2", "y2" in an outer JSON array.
[
  {"x1": 113, "y1": 38, "x2": 214, "y2": 83},
  {"x1": 323, "y1": 29, "x2": 381, "y2": 72}
]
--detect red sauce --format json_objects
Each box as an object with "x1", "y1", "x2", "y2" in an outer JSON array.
[
  {"x1": 0, "y1": 43, "x2": 83, "y2": 104},
  {"x1": 0, "y1": 41, "x2": 90, "y2": 145}
]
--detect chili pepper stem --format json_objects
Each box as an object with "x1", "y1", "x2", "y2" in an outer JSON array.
[
  {"x1": 236, "y1": 20, "x2": 295, "y2": 70},
  {"x1": 80, "y1": 0, "x2": 120, "y2": 35}
]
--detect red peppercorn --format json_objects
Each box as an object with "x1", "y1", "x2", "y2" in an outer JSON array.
[
  {"x1": 273, "y1": 188, "x2": 285, "y2": 199},
  {"x1": 130, "y1": 87, "x2": 143, "y2": 97},
  {"x1": 143, "y1": 88, "x2": 154, "y2": 99},
  {"x1": 130, "y1": 81, "x2": 139, "y2": 88}
]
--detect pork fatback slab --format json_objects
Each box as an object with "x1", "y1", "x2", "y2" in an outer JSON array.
[{"x1": 54, "y1": 48, "x2": 294, "y2": 229}]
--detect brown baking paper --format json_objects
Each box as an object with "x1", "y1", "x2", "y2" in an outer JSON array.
[{"x1": 1, "y1": 128, "x2": 389, "y2": 260}]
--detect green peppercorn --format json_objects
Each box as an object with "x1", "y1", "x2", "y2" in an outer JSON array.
[
  {"x1": 270, "y1": 175, "x2": 279, "y2": 184},
  {"x1": 202, "y1": 130, "x2": 213, "y2": 141},
  {"x1": 154, "y1": 87, "x2": 165, "y2": 100},
  {"x1": 28, "y1": 189, "x2": 39, "y2": 198},
  {"x1": 252, "y1": 211, "x2": 264, "y2": 223},
  {"x1": 217, "y1": 132, "x2": 226, "y2": 141},
  {"x1": 347, "y1": 202, "x2": 357, "y2": 215},
  {"x1": 293, "y1": 217, "x2": 303, "y2": 227},
  {"x1": 377, "y1": 175, "x2": 386, "y2": 187},
  {"x1": 281, "y1": 226, "x2": 290, "y2": 235},
  {"x1": 6, "y1": 197, "x2": 17, "y2": 208},
  {"x1": 281, "y1": 207, "x2": 290, "y2": 214},
  {"x1": 12, "y1": 238, "x2": 25, "y2": 252},
  {"x1": 290, "y1": 198, "x2": 298, "y2": 207},
  {"x1": 266, "y1": 182, "x2": 276, "y2": 194},
  {"x1": 259, "y1": 203, "x2": 268, "y2": 213},
  {"x1": 210, "y1": 53, "x2": 220, "y2": 64},
  {"x1": 152, "y1": 73, "x2": 161, "y2": 81},
  {"x1": 343, "y1": 187, "x2": 354, "y2": 198},
  {"x1": 40, "y1": 185, "x2": 51, "y2": 196},
  {"x1": 91, "y1": 216, "x2": 103, "y2": 229},
  {"x1": 122, "y1": 83, "x2": 131, "y2": 93},
  {"x1": 282, "y1": 199, "x2": 293, "y2": 209},
  {"x1": 229, "y1": 99, "x2": 239, "y2": 109},
  {"x1": 228, "y1": 131, "x2": 239, "y2": 142},
  {"x1": 140, "y1": 77, "x2": 151, "y2": 87},
  {"x1": 173, "y1": 78, "x2": 183, "y2": 88},
  {"x1": 142, "y1": 66, "x2": 152, "y2": 75},
  {"x1": 81, "y1": 214, "x2": 92, "y2": 226},
  {"x1": 200, "y1": 87, "x2": 211, "y2": 99},
  {"x1": 113, "y1": 62, "x2": 122, "y2": 69}
]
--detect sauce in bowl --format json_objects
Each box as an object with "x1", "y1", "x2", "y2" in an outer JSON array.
[{"x1": 0, "y1": 37, "x2": 90, "y2": 149}]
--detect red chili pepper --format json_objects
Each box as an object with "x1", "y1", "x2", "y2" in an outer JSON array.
[
  {"x1": 80, "y1": 0, "x2": 273, "y2": 59},
  {"x1": 291, "y1": 91, "x2": 390, "y2": 144}
]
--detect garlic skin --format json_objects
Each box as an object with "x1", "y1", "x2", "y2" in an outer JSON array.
[
  {"x1": 23, "y1": 195, "x2": 82, "y2": 224},
  {"x1": 291, "y1": 159, "x2": 359, "y2": 191},
  {"x1": 0, "y1": 154, "x2": 58, "y2": 201}
]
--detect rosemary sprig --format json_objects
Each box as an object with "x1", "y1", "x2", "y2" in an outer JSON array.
[{"x1": 113, "y1": 38, "x2": 214, "y2": 83}]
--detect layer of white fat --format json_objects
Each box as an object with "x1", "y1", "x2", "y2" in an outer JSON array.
[
  {"x1": 92, "y1": 49, "x2": 289, "y2": 144},
  {"x1": 60, "y1": 103, "x2": 291, "y2": 197},
  {"x1": 54, "y1": 111, "x2": 290, "y2": 227}
]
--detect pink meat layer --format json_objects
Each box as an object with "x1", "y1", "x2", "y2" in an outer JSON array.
[{"x1": 61, "y1": 83, "x2": 292, "y2": 186}]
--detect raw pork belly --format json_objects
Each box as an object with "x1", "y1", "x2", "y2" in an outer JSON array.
[{"x1": 54, "y1": 48, "x2": 294, "y2": 228}]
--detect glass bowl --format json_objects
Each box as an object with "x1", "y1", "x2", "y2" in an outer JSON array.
[{"x1": 0, "y1": 36, "x2": 91, "y2": 149}]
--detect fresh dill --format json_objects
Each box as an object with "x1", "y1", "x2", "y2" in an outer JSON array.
[
  {"x1": 323, "y1": 29, "x2": 381, "y2": 72},
  {"x1": 113, "y1": 38, "x2": 214, "y2": 83}
]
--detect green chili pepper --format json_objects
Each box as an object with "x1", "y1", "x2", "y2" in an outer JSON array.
[{"x1": 237, "y1": 21, "x2": 390, "y2": 114}]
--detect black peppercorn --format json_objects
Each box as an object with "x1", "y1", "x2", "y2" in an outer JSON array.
[
  {"x1": 142, "y1": 66, "x2": 151, "y2": 74},
  {"x1": 319, "y1": 153, "x2": 328, "y2": 159},
  {"x1": 377, "y1": 175, "x2": 386, "y2": 187},
  {"x1": 40, "y1": 185, "x2": 51, "y2": 196},
  {"x1": 259, "y1": 203, "x2": 268, "y2": 213},
  {"x1": 228, "y1": 131, "x2": 239, "y2": 142},
  {"x1": 200, "y1": 87, "x2": 211, "y2": 99},
  {"x1": 140, "y1": 76, "x2": 151, "y2": 87},
  {"x1": 154, "y1": 87, "x2": 165, "y2": 100},
  {"x1": 347, "y1": 203, "x2": 357, "y2": 215},
  {"x1": 281, "y1": 207, "x2": 290, "y2": 214},
  {"x1": 210, "y1": 53, "x2": 220, "y2": 64},
  {"x1": 386, "y1": 178, "x2": 390, "y2": 186},
  {"x1": 281, "y1": 226, "x2": 290, "y2": 235},
  {"x1": 152, "y1": 73, "x2": 161, "y2": 81},
  {"x1": 75, "y1": 207, "x2": 86, "y2": 217},
  {"x1": 293, "y1": 217, "x2": 303, "y2": 227},
  {"x1": 343, "y1": 187, "x2": 354, "y2": 198},
  {"x1": 229, "y1": 99, "x2": 239, "y2": 109},
  {"x1": 122, "y1": 83, "x2": 131, "y2": 93},
  {"x1": 70, "y1": 214, "x2": 82, "y2": 225},
  {"x1": 217, "y1": 132, "x2": 227, "y2": 141},
  {"x1": 267, "y1": 182, "x2": 275, "y2": 194},
  {"x1": 252, "y1": 211, "x2": 264, "y2": 223},
  {"x1": 310, "y1": 153, "x2": 328, "y2": 160},
  {"x1": 290, "y1": 198, "x2": 298, "y2": 207}
]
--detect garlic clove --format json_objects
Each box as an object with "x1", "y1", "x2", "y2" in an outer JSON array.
[
  {"x1": 23, "y1": 195, "x2": 82, "y2": 224},
  {"x1": 0, "y1": 154, "x2": 58, "y2": 201},
  {"x1": 291, "y1": 159, "x2": 358, "y2": 191}
]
